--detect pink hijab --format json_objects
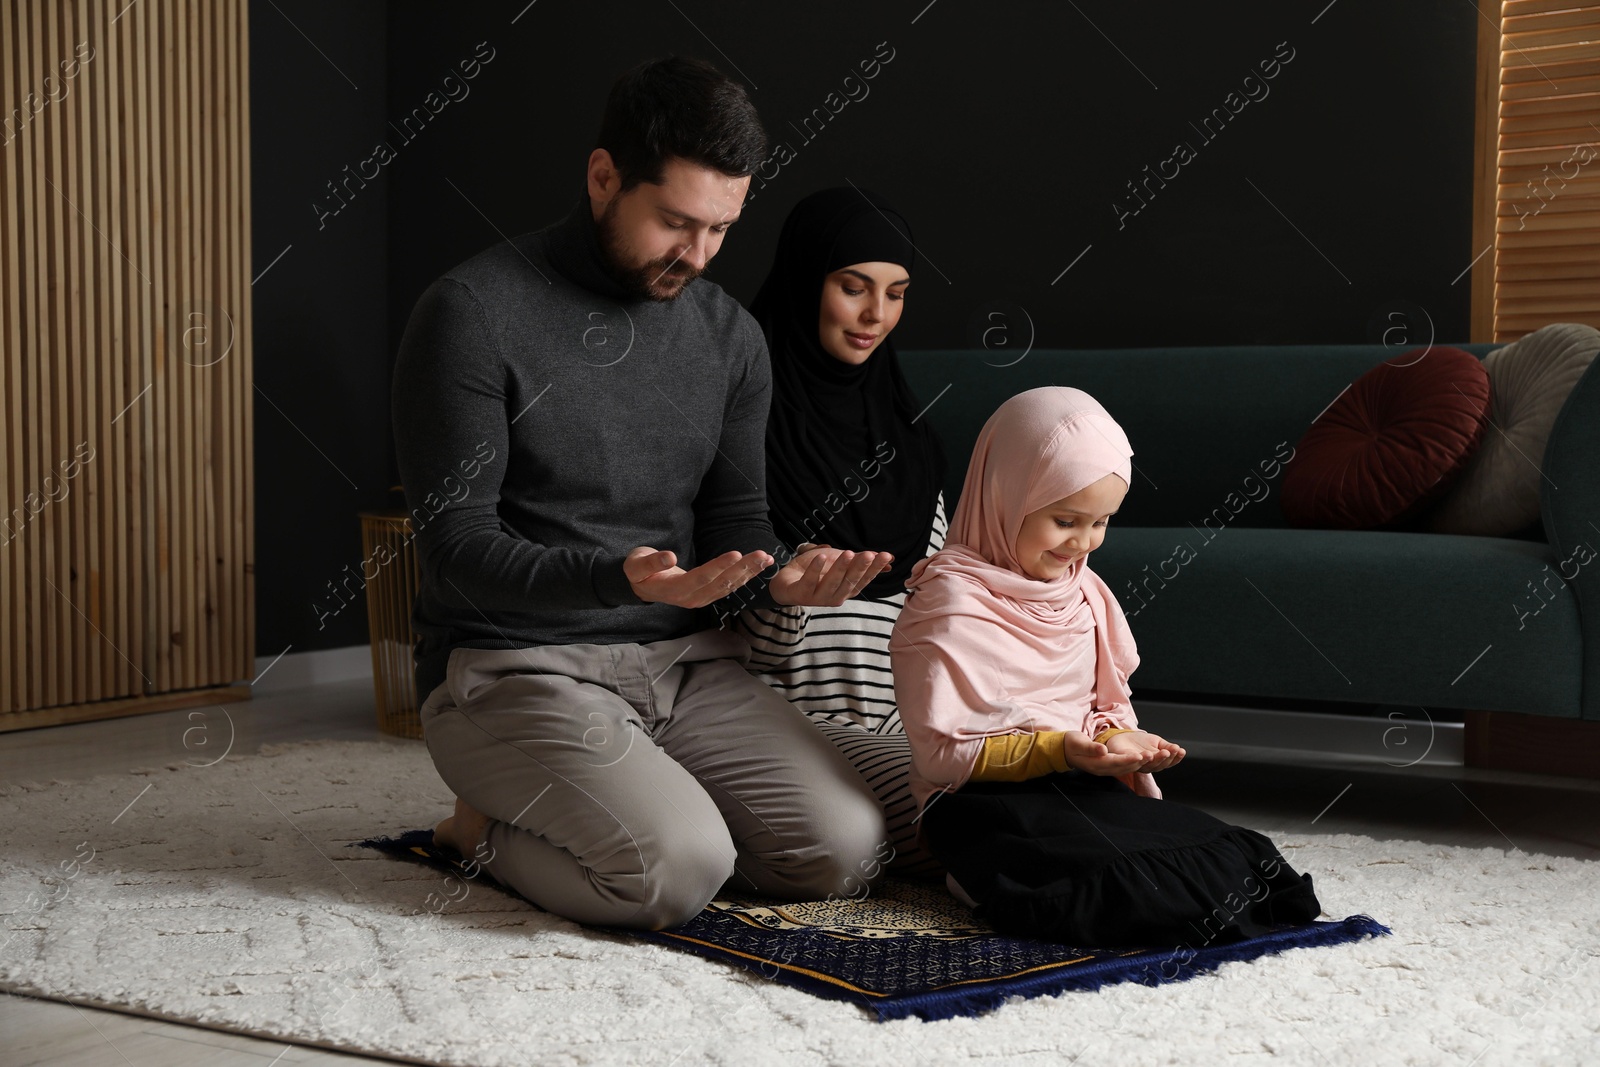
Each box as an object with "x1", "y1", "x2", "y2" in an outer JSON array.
[{"x1": 888, "y1": 386, "x2": 1160, "y2": 812}]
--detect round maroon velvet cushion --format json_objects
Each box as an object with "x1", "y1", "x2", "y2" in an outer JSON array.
[{"x1": 1281, "y1": 346, "x2": 1492, "y2": 530}]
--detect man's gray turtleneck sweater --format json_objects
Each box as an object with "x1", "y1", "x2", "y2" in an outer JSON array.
[{"x1": 392, "y1": 199, "x2": 788, "y2": 698}]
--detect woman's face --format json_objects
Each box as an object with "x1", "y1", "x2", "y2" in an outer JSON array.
[{"x1": 817, "y1": 261, "x2": 910, "y2": 365}]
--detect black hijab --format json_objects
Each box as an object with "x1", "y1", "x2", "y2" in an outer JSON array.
[{"x1": 750, "y1": 187, "x2": 947, "y2": 600}]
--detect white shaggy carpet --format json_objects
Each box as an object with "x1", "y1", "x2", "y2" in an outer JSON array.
[{"x1": 1, "y1": 740, "x2": 1597, "y2": 1066}]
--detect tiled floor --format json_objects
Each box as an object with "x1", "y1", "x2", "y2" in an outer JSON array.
[{"x1": 3, "y1": 676, "x2": 1597, "y2": 1065}]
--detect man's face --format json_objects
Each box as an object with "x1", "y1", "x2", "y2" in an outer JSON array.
[{"x1": 590, "y1": 154, "x2": 750, "y2": 301}]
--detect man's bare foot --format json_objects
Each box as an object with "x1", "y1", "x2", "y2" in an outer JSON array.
[{"x1": 433, "y1": 795, "x2": 492, "y2": 858}]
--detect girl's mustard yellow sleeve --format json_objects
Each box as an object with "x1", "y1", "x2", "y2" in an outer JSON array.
[{"x1": 969, "y1": 731, "x2": 1073, "y2": 781}]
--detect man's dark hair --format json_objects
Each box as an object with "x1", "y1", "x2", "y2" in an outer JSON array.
[{"x1": 596, "y1": 56, "x2": 767, "y2": 191}]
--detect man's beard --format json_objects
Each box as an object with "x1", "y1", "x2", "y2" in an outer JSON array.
[{"x1": 596, "y1": 199, "x2": 704, "y2": 302}]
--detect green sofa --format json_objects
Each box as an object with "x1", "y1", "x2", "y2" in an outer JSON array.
[{"x1": 900, "y1": 344, "x2": 1600, "y2": 724}]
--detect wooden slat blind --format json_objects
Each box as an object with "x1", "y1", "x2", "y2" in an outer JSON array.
[
  {"x1": 1493, "y1": 0, "x2": 1600, "y2": 340},
  {"x1": 0, "y1": 0, "x2": 253, "y2": 723}
]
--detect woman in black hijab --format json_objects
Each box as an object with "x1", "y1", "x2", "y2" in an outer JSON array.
[{"x1": 735, "y1": 187, "x2": 948, "y2": 878}]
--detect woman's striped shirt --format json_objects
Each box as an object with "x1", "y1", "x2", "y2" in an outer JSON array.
[
  {"x1": 733, "y1": 494, "x2": 949, "y2": 878},
  {"x1": 735, "y1": 493, "x2": 947, "y2": 732}
]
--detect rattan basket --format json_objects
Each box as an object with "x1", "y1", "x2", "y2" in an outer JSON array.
[{"x1": 359, "y1": 510, "x2": 423, "y2": 738}]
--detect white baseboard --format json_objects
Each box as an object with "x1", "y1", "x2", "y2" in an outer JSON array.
[
  {"x1": 250, "y1": 644, "x2": 374, "y2": 694},
  {"x1": 1136, "y1": 699, "x2": 1464, "y2": 768}
]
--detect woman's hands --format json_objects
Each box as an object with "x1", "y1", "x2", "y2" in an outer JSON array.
[
  {"x1": 1100, "y1": 729, "x2": 1186, "y2": 773},
  {"x1": 768, "y1": 545, "x2": 893, "y2": 607}
]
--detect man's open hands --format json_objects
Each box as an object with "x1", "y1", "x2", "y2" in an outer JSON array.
[
  {"x1": 623, "y1": 543, "x2": 894, "y2": 610},
  {"x1": 625, "y1": 547, "x2": 776, "y2": 608},
  {"x1": 768, "y1": 545, "x2": 893, "y2": 607}
]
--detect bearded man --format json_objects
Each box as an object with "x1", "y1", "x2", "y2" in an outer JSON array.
[{"x1": 391, "y1": 56, "x2": 894, "y2": 929}]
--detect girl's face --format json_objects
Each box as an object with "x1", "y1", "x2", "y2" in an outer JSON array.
[
  {"x1": 817, "y1": 261, "x2": 910, "y2": 365},
  {"x1": 1014, "y1": 473, "x2": 1128, "y2": 581}
]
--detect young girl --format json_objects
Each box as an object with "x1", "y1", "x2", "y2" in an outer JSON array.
[{"x1": 889, "y1": 386, "x2": 1321, "y2": 947}]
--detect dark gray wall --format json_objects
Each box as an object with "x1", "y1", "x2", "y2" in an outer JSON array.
[
  {"x1": 252, "y1": 0, "x2": 1482, "y2": 655},
  {"x1": 250, "y1": 1, "x2": 390, "y2": 658},
  {"x1": 382, "y1": 0, "x2": 1479, "y2": 352}
]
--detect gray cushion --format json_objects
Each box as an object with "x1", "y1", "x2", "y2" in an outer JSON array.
[{"x1": 1428, "y1": 323, "x2": 1600, "y2": 536}]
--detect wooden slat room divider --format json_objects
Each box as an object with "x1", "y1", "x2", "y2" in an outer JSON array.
[
  {"x1": 1, "y1": 0, "x2": 253, "y2": 729},
  {"x1": 1471, "y1": 1, "x2": 1600, "y2": 341}
]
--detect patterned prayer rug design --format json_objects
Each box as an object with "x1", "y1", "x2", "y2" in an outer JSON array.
[{"x1": 357, "y1": 829, "x2": 1389, "y2": 1022}]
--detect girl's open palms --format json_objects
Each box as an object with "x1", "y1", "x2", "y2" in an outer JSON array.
[{"x1": 1102, "y1": 729, "x2": 1186, "y2": 773}]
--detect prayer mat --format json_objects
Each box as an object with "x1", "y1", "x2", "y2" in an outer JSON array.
[{"x1": 356, "y1": 829, "x2": 1389, "y2": 1022}]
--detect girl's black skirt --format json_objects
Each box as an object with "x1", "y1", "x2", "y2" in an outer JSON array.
[{"x1": 919, "y1": 771, "x2": 1322, "y2": 948}]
